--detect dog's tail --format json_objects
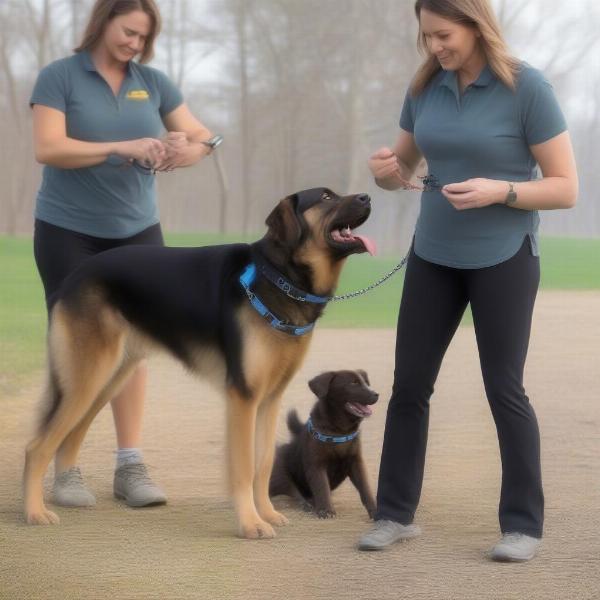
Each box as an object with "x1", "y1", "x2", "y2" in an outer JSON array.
[{"x1": 286, "y1": 409, "x2": 304, "y2": 436}]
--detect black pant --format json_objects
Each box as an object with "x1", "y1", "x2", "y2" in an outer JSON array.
[
  {"x1": 375, "y1": 239, "x2": 543, "y2": 538},
  {"x1": 34, "y1": 219, "x2": 164, "y2": 311}
]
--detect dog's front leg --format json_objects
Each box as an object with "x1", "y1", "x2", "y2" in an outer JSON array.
[
  {"x1": 254, "y1": 394, "x2": 289, "y2": 528},
  {"x1": 306, "y1": 467, "x2": 336, "y2": 518},
  {"x1": 226, "y1": 387, "x2": 275, "y2": 539},
  {"x1": 349, "y1": 454, "x2": 376, "y2": 519}
]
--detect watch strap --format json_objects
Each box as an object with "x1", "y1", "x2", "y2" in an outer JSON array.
[
  {"x1": 505, "y1": 182, "x2": 517, "y2": 205},
  {"x1": 201, "y1": 134, "x2": 223, "y2": 150}
]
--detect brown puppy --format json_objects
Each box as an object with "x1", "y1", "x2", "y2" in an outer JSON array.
[
  {"x1": 269, "y1": 370, "x2": 378, "y2": 518},
  {"x1": 22, "y1": 188, "x2": 374, "y2": 539}
]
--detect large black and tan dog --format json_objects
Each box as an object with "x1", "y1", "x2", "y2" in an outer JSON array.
[{"x1": 23, "y1": 188, "x2": 373, "y2": 539}]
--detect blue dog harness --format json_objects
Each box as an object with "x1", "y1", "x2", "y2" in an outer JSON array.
[
  {"x1": 307, "y1": 417, "x2": 359, "y2": 444},
  {"x1": 239, "y1": 263, "x2": 328, "y2": 336}
]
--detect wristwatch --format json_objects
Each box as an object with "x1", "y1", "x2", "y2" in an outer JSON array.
[
  {"x1": 201, "y1": 134, "x2": 224, "y2": 151},
  {"x1": 505, "y1": 182, "x2": 517, "y2": 205}
]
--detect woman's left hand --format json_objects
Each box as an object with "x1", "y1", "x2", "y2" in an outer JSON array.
[
  {"x1": 153, "y1": 132, "x2": 187, "y2": 172},
  {"x1": 155, "y1": 131, "x2": 211, "y2": 172},
  {"x1": 442, "y1": 178, "x2": 506, "y2": 210}
]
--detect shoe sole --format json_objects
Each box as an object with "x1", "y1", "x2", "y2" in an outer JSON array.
[
  {"x1": 114, "y1": 491, "x2": 167, "y2": 508},
  {"x1": 490, "y1": 552, "x2": 536, "y2": 562},
  {"x1": 52, "y1": 499, "x2": 97, "y2": 508},
  {"x1": 358, "y1": 544, "x2": 388, "y2": 551},
  {"x1": 358, "y1": 537, "x2": 417, "y2": 551},
  {"x1": 52, "y1": 492, "x2": 97, "y2": 508},
  {"x1": 357, "y1": 528, "x2": 421, "y2": 551}
]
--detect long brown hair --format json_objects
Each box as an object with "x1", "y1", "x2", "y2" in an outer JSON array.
[
  {"x1": 74, "y1": 0, "x2": 161, "y2": 64},
  {"x1": 411, "y1": 0, "x2": 521, "y2": 95}
]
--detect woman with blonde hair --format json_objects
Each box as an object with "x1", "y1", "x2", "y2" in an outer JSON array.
[
  {"x1": 358, "y1": 0, "x2": 577, "y2": 561},
  {"x1": 30, "y1": 0, "x2": 221, "y2": 509}
]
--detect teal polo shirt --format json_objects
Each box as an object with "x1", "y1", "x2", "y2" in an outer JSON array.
[
  {"x1": 30, "y1": 50, "x2": 183, "y2": 238},
  {"x1": 400, "y1": 62, "x2": 567, "y2": 268}
]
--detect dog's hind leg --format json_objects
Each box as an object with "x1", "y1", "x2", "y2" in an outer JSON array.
[
  {"x1": 226, "y1": 386, "x2": 276, "y2": 539},
  {"x1": 54, "y1": 358, "x2": 141, "y2": 475},
  {"x1": 23, "y1": 305, "x2": 125, "y2": 525},
  {"x1": 254, "y1": 392, "x2": 289, "y2": 527}
]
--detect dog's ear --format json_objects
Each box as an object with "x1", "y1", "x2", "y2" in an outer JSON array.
[
  {"x1": 357, "y1": 370, "x2": 370, "y2": 386},
  {"x1": 308, "y1": 372, "x2": 335, "y2": 399},
  {"x1": 265, "y1": 195, "x2": 302, "y2": 247}
]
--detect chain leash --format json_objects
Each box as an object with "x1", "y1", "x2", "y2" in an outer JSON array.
[{"x1": 329, "y1": 249, "x2": 410, "y2": 302}]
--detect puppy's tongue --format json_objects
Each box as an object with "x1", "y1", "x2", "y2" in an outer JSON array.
[{"x1": 345, "y1": 402, "x2": 373, "y2": 418}]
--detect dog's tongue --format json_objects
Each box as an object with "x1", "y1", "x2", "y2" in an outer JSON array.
[
  {"x1": 334, "y1": 228, "x2": 377, "y2": 256},
  {"x1": 353, "y1": 234, "x2": 377, "y2": 256}
]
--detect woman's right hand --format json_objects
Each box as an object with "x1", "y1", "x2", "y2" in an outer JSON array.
[
  {"x1": 116, "y1": 138, "x2": 167, "y2": 168},
  {"x1": 368, "y1": 147, "x2": 421, "y2": 190}
]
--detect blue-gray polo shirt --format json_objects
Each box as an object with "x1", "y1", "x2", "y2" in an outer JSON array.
[
  {"x1": 400, "y1": 62, "x2": 567, "y2": 268},
  {"x1": 30, "y1": 50, "x2": 183, "y2": 238}
]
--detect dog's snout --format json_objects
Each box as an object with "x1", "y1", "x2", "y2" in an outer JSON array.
[{"x1": 356, "y1": 193, "x2": 370, "y2": 205}]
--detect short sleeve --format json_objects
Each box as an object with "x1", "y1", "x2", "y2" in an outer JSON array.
[
  {"x1": 399, "y1": 90, "x2": 415, "y2": 133},
  {"x1": 29, "y1": 61, "x2": 68, "y2": 112},
  {"x1": 154, "y1": 70, "x2": 184, "y2": 117},
  {"x1": 518, "y1": 68, "x2": 567, "y2": 146}
]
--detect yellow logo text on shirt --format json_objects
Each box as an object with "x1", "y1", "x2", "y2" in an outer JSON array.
[{"x1": 126, "y1": 90, "x2": 150, "y2": 101}]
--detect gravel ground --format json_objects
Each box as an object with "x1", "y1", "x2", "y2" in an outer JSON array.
[{"x1": 1, "y1": 291, "x2": 599, "y2": 600}]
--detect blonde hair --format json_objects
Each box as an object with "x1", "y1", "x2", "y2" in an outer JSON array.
[
  {"x1": 411, "y1": 0, "x2": 521, "y2": 95},
  {"x1": 74, "y1": 0, "x2": 161, "y2": 64}
]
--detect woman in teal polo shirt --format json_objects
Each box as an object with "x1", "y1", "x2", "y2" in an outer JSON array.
[
  {"x1": 358, "y1": 0, "x2": 578, "y2": 561},
  {"x1": 30, "y1": 0, "x2": 218, "y2": 509}
]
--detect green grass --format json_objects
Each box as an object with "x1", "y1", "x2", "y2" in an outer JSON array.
[
  {"x1": 538, "y1": 237, "x2": 600, "y2": 289},
  {"x1": 2, "y1": 234, "x2": 599, "y2": 392},
  {"x1": 0, "y1": 237, "x2": 49, "y2": 393}
]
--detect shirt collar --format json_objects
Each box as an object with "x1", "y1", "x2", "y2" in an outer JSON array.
[
  {"x1": 77, "y1": 49, "x2": 133, "y2": 75},
  {"x1": 77, "y1": 49, "x2": 97, "y2": 72},
  {"x1": 439, "y1": 63, "x2": 495, "y2": 92}
]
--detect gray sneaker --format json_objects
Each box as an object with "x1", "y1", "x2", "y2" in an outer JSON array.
[
  {"x1": 53, "y1": 466, "x2": 96, "y2": 507},
  {"x1": 113, "y1": 463, "x2": 167, "y2": 507},
  {"x1": 490, "y1": 532, "x2": 541, "y2": 562},
  {"x1": 357, "y1": 519, "x2": 421, "y2": 551}
]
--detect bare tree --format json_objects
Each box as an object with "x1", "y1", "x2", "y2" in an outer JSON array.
[{"x1": 0, "y1": 0, "x2": 598, "y2": 242}]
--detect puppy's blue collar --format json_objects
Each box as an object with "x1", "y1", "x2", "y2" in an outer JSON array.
[
  {"x1": 239, "y1": 263, "x2": 316, "y2": 336},
  {"x1": 307, "y1": 417, "x2": 359, "y2": 444}
]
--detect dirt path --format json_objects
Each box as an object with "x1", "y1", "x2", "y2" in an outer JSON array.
[{"x1": 1, "y1": 291, "x2": 599, "y2": 600}]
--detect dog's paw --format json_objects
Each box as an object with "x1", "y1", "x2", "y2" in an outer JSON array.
[
  {"x1": 315, "y1": 508, "x2": 336, "y2": 519},
  {"x1": 299, "y1": 499, "x2": 314, "y2": 513},
  {"x1": 261, "y1": 509, "x2": 290, "y2": 527},
  {"x1": 239, "y1": 519, "x2": 276, "y2": 539},
  {"x1": 367, "y1": 507, "x2": 377, "y2": 520},
  {"x1": 25, "y1": 507, "x2": 60, "y2": 525}
]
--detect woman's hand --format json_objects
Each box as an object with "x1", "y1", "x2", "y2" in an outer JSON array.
[
  {"x1": 154, "y1": 132, "x2": 211, "y2": 172},
  {"x1": 116, "y1": 138, "x2": 167, "y2": 168},
  {"x1": 368, "y1": 147, "x2": 421, "y2": 190},
  {"x1": 155, "y1": 132, "x2": 189, "y2": 172},
  {"x1": 442, "y1": 178, "x2": 507, "y2": 210}
]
